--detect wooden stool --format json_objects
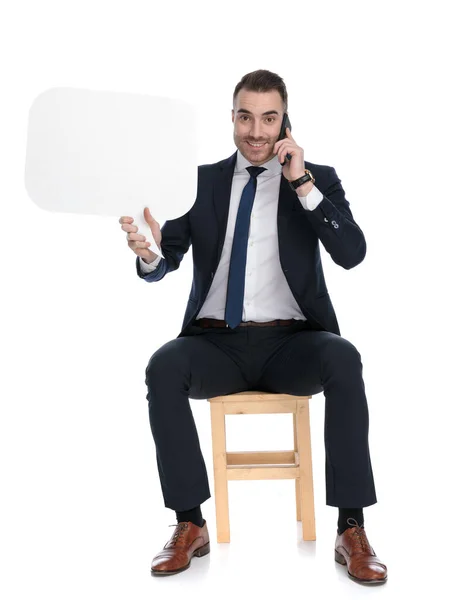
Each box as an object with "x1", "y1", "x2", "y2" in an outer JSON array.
[{"x1": 207, "y1": 391, "x2": 316, "y2": 543}]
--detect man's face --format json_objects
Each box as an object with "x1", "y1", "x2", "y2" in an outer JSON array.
[{"x1": 232, "y1": 89, "x2": 285, "y2": 166}]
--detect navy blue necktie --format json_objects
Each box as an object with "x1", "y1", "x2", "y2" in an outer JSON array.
[{"x1": 225, "y1": 165, "x2": 267, "y2": 329}]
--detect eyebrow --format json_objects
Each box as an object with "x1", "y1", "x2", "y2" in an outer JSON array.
[{"x1": 236, "y1": 109, "x2": 280, "y2": 116}]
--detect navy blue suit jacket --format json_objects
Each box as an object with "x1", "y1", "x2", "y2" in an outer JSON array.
[{"x1": 136, "y1": 150, "x2": 366, "y2": 338}]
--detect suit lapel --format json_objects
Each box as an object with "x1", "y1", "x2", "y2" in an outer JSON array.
[{"x1": 212, "y1": 152, "x2": 236, "y2": 265}]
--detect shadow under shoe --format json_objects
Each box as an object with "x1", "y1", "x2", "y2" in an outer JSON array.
[{"x1": 151, "y1": 520, "x2": 210, "y2": 576}]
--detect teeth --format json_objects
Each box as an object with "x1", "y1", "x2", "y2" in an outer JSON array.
[{"x1": 249, "y1": 142, "x2": 265, "y2": 147}]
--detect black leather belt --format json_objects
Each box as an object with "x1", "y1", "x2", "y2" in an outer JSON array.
[{"x1": 194, "y1": 318, "x2": 302, "y2": 328}]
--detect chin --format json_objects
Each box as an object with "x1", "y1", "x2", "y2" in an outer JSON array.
[{"x1": 242, "y1": 144, "x2": 271, "y2": 164}]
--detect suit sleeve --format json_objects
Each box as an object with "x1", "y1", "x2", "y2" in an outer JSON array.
[
  {"x1": 302, "y1": 167, "x2": 366, "y2": 269},
  {"x1": 136, "y1": 211, "x2": 191, "y2": 282}
]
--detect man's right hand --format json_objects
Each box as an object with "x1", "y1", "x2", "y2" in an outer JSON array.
[{"x1": 119, "y1": 207, "x2": 162, "y2": 264}]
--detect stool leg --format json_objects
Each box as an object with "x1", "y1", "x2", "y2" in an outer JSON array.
[
  {"x1": 296, "y1": 399, "x2": 316, "y2": 541},
  {"x1": 210, "y1": 402, "x2": 230, "y2": 543},
  {"x1": 293, "y1": 412, "x2": 302, "y2": 522}
]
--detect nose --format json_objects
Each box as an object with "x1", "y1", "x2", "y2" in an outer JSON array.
[{"x1": 250, "y1": 122, "x2": 262, "y2": 139}]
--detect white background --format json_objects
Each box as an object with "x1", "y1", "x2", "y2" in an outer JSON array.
[{"x1": 1, "y1": 1, "x2": 450, "y2": 598}]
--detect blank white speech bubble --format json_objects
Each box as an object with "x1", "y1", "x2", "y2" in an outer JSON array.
[{"x1": 24, "y1": 87, "x2": 199, "y2": 255}]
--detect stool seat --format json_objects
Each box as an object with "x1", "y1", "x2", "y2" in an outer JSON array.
[{"x1": 207, "y1": 391, "x2": 316, "y2": 543}]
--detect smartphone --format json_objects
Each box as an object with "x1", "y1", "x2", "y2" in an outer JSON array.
[{"x1": 277, "y1": 112, "x2": 292, "y2": 166}]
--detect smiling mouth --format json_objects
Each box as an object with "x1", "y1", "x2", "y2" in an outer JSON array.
[{"x1": 247, "y1": 141, "x2": 267, "y2": 148}]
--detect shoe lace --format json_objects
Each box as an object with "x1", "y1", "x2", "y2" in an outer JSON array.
[
  {"x1": 346, "y1": 517, "x2": 372, "y2": 553},
  {"x1": 166, "y1": 522, "x2": 189, "y2": 547}
]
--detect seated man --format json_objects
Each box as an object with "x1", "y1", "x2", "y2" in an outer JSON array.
[{"x1": 120, "y1": 69, "x2": 387, "y2": 585}]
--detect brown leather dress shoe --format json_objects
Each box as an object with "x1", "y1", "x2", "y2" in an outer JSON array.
[
  {"x1": 334, "y1": 518, "x2": 387, "y2": 584},
  {"x1": 151, "y1": 520, "x2": 210, "y2": 576}
]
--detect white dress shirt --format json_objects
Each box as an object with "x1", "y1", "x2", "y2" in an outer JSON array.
[{"x1": 139, "y1": 149, "x2": 324, "y2": 322}]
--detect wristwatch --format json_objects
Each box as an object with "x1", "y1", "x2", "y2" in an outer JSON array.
[{"x1": 288, "y1": 169, "x2": 315, "y2": 191}]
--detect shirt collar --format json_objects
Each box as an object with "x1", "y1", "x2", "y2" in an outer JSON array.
[{"x1": 235, "y1": 147, "x2": 282, "y2": 176}]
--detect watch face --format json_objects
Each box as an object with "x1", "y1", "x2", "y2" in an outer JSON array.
[{"x1": 305, "y1": 169, "x2": 315, "y2": 183}]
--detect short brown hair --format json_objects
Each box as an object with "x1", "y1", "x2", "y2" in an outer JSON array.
[{"x1": 233, "y1": 69, "x2": 288, "y2": 113}]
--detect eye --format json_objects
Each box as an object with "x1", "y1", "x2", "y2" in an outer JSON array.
[{"x1": 239, "y1": 116, "x2": 276, "y2": 123}]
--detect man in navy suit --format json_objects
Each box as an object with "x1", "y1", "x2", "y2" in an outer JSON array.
[{"x1": 120, "y1": 69, "x2": 387, "y2": 583}]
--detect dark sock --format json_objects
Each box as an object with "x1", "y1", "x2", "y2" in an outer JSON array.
[
  {"x1": 176, "y1": 505, "x2": 205, "y2": 528},
  {"x1": 337, "y1": 507, "x2": 364, "y2": 535}
]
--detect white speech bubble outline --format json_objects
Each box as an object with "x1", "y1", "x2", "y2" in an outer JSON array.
[{"x1": 24, "y1": 87, "x2": 199, "y2": 256}]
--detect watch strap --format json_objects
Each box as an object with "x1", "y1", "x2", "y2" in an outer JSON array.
[{"x1": 288, "y1": 169, "x2": 315, "y2": 191}]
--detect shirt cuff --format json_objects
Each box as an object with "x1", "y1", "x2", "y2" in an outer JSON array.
[
  {"x1": 139, "y1": 253, "x2": 163, "y2": 272},
  {"x1": 297, "y1": 184, "x2": 324, "y2": 211}
]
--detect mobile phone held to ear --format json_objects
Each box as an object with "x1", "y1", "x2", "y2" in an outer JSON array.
[{"x1": 277, "y1": 112, "x2": 292, "y2": 166}]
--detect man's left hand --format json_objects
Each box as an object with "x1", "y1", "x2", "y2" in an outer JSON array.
[{"x1": 273, "y1": 128, "x2": 313, "y2": 195}]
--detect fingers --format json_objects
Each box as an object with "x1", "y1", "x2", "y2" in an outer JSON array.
[
  {"x1": 122, "y1": 223, "x2": 145, "y2": 239},
  {"x1": 120, "y1": 210, "x2": 155, "y2": 224},
  {"x1": 125, "y1": 228, "x2": 150, "y2": 245},
  {"x1": 119, "y1": 211, "x2": 157, "y2": 228},
  {"x1": 131, "y1": 240, "x2": 151, "y2": 249},
  {"x1": 120, "y1": 213, "x2": 158, "y2": 251},
  {"x1": 273, "y1": 140, "x2": 294, "y2": 164},
  {"x1": 120, "y1": 221, "x2": 150, "y2": 246}
]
